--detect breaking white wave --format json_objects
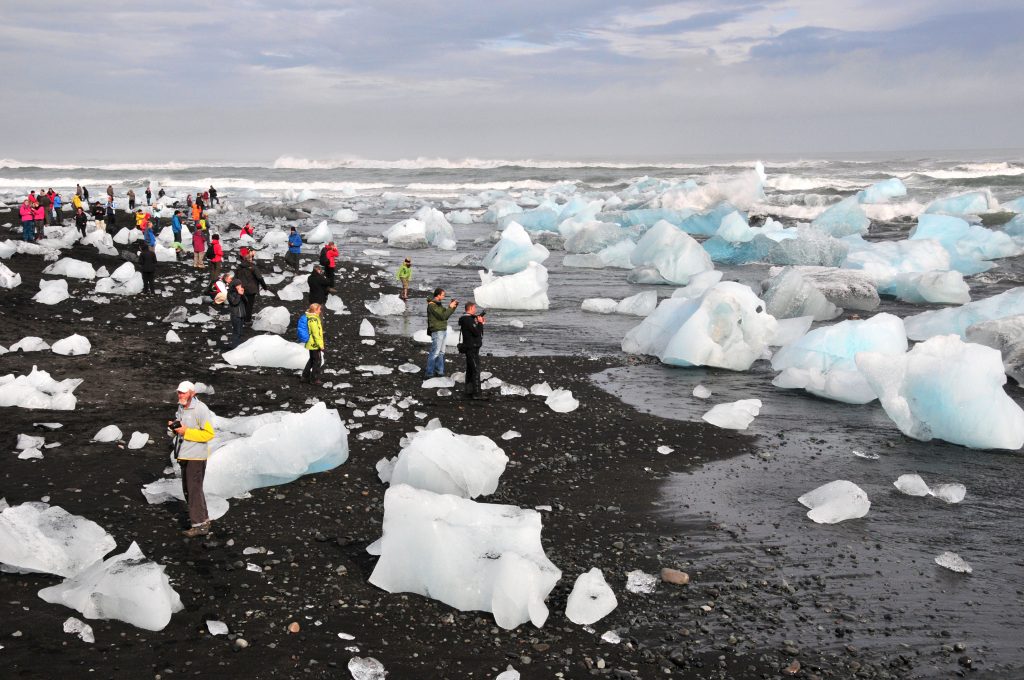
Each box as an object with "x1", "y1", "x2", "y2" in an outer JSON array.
[
  {"x1": 909, "y1": 162, "x2": 1024, "y2": 180},
  {"x1": 765, "y1": 174, "x2": 864, "y2": 192},
  {"x1": 0, "y1": 158, "x2": 262, "y2": 171}
]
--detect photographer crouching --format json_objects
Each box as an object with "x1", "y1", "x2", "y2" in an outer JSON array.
[{"x1": 458, "y1": 301, "x2": 487, "y2": 400}]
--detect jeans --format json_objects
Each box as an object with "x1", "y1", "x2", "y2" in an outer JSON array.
[
  {"x1": 230, "y1": 316, "x2": 244, "y2": 347},
  {"x1": 142, "y1": 271, "x2": 155, "y2": 294},
  {"x1": 463, "y1": 348, "x2": 481, "y2": 395},
  {"x1": 21, "y1": 220, "x2": 34, "y2": 241},
  {"x1": 426, "y1": 330, "x2": 447, "y2": 376}
]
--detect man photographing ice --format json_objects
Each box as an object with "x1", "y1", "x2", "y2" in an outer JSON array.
[
  {"x1": 458, "y1": 301, "x2": 486, "y2": 399},
  {"x1": 425, "y1": 287, "x2": 458, "y2": 377},
  {"x1": 168, "y1": 381, "x2": 216, "y2": 537}
]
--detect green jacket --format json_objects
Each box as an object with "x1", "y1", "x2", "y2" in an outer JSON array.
[
  {"x1": 427, "y1": 299, "x2": 455, "y2": 333},
  {"x1": 304, "y1": 313, "x2": 324, "y2": 350},
  {"x1": 396, "y1": 263, "x2": 412, "y2": 281}
]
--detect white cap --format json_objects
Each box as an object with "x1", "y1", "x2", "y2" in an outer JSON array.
[{"x1": 176, "y1": 381, "x2": 196, "y2": 393}]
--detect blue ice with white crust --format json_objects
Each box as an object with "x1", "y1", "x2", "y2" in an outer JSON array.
[
  {"x1": 858, "y1": 178, "x2": 907, "y2": 204},
  {"x1": 904, "y1": 287, "x2": 1024, "y2": 341},
  {"x1": 481, "y1": 221, "x2": 550, "y2": 274},
  {"x1": 811, "y1": 196, "x2": 870, "y2": 237},
  {"x1": 924, "y1": 190, "x2": 993, "y2": 216},
  {"x1": 1001, "y1": 196, "x2": 1024, "y2": 213},
  {"x1": 909, "y1": 214, "x2": 1023, "y2": 274}
]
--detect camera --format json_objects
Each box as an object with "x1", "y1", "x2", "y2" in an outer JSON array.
[
  {"x1": 169, "y1": 420, "x2": 182, "y2": 432},
  {"x1": 477, "y1": 309, "x2": 486, "y2": 316}
]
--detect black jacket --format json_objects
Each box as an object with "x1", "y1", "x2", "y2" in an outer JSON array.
[
  {"x1": 458, "y1": 314, "x2": 484, "y2": 350},
  {"x1": 74, "y1": 213, "x2": 88, "y2": 229},
  {"x1": 307, "y1": 270, "x2": 330, "y2": 305},
  {"x1": 235, "y1": 260, "x2": 264, "y2": 294},
  {"x1": 228, "y1": 288, "x2": 247, "y2": 319},
  {"x1": 139, "y1": 249, "x2": 157, "y2": 273}
]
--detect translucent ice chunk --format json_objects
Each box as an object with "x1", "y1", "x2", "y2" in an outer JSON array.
[
  {"x1": 380, "y1": 427, "x2": 508, "y2": 498},
  {"x1": 692, "y1": 384, "x2": 711, "y2": 399},
  {"x1": 91, "y1": 425, "x2": 122, "y2": 442},
  {"x1": 482, "y1": 222, "x2": 550, "y2": 274},
  {"x1": 251, "y1": 306, "x2": 291, "y2": 334},
  {"x1": 0, "y1": 502, "x2": 116, "y2": 577},
  {"x1": 364, "y1": 294, "x2": 406, "y2": 316},
  {"x1": 51, "y1": 334, "x2": 92, "y2": 356},
  {"x1": 0, "y1": 366, "x2": 82, "y2": 410},
  {"x1": 565, "y1": 568, "x2": 618, "y2": 625},
  {"x1": 474, "y1": 262, "x2": 549, "y2": 310},
  {"x1": 859, "y1": 178, "x2": 907, "y2": 204},
  {"x1": 934, "y1": 551, "x2": 972, "y2": 574},
  {"x1": 44, "y1": 258, "x2": 97, "y2": 280},
  {"x1": 127, "y1": 432, "x2": 149, "y2": 449},
  {"x1": 893, "y1": 473, "x2": 931, "y2": 496},
  {"x1": 811, "y1": 196, "x2": 870, "y2": 237},
  {"x1": 305, "y1": 220, "x2": 332, "y2": 244},
  {"x1": 629, "y1": 220, "x2": 714, "y2": 285},
  {"x1": 34, "y1": 279, "x2": 70, "y2": 305},
  {"x1": 64, "y1": 616, "x2": 95, "y2": 643},
  {"x1": 904, "y1": 287, "x2": 1024, "y2": 341},
  {"x1": 625, "y1": 569, "x2": 657, "y2": 594},
  {"x1": 924, "y1": 190, "x2": 994, "y2": 216},
  {"x1": 545, "y1": 389, "x2": 579, "y2": 413},
  {"x1": 701, "y1": 399, "x2": 761, "y2": 430},
  {"x1": 360, "y1": 319, "x2": 375, "y2": 337},
  {"x1": 348, "y1": 657, "x2": 388, "y2": 680},
  {"x1": 762, "y1": 268, "x2": 841, "y2": 321},
  {"x1": 797, "y1": 480, "x2": 870, "y2": 524},
  {"x1": 223, "y1": 334, "x2": 309, "y2": 369}
]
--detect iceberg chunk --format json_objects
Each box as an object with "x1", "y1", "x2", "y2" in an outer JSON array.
[
  {"x1": 767, "y1": 228, "x2": 848, "y2": 267},
  {"x1": 766, "y1": 266, "x2": 879, "y2": 311},
  {"x1": 364, "y1": 294, "x2": 406, "y2": 316},
  {"x1": 379, "y1": 427, "x2": 508, "y2": 498},
  {"x1": 91, "y1": 425, "x2": 122, "y2": 442},
  {"x1": 94, "y1": 262, "x2": 143, "y2": 296},
  {"x1": 34, "y1": 279, "x2": 70, "y2": 305},
  {"x1": 545, "y1": 389, "x2": 579, "y2": 413},
  {"x1": 629, "y1": 220, "x2": 713, "y2": 285},
  {"x1": 0, "y1": 366, "x2": 81, "y2": 410},
  {"x1": 934, "y1": 551, "x2": 972, "y2": 574},
  {"x1": 798, "y1": 480, "x2": 870, "y2": 524},
  {"x1": 702, "y1": 399, "x2": 761, "y2": 430},
  {"x1": 859, "y1": 178, "x2": 907, "y2": 204},
  {"x1": 565, "y1": 568, "x2": 617, "y2": 625},
  {"x1": 368, "y1": 485, "x2": 561, "y2": 629},
  {"x1": 924, "y1": 190, "x2": 994, "y2": 216},
  {"x1": 251, "y1": 306, "x2": 291, "y2": 334},
  {"x1": 843, "y1": 237, "x2": 954, "y2": 292},
  {"x1": 622, "y1": 282, "x2": 777, "y2": 371},
  {"x1": 38, "y1": 542, "x2": 184, "y2": 631},
  {"x1": 305, "y1": 220, "x2": 332, "y2": 244},
  {"x1": 43, "y1": 258, "x2": 96, "y2": 280},
  {"x1": 474, "y1": 262, "x2": 549, "y2": 310},
  {"x1": 563, "y1": 240, "x2": 636, "y2": 269},
  {"x1": 0, "y1": 502, "x2": 116, "y2": 577},
  {"x1": 223, "y1": 334, "x2": 309, "y2": 369},
  {"x1": 856, "y1": 334, "x2": 1024, "y2": 449},
  {"x1": 811, "y1": 196, "x2": 870, "y2": 237},
  {"x1": 771, "y1": 313, "x2": 908, "y2": 404},
  {"x1": 481, "y1": 222, "x2": 549, "y2": 274},
  {"x1": 762, "y1": 268, "x2": 841, "y2": 321},
  {"x1": 966, "y1": 315, "x2": 1024, "y2": 384},
  {"x1": 888, "y1": 271, "x2": 970, "y2": 305},
  {"x1": 904, "y1": 287, "x2": 1024, "y2": 340},
  {"x1": 909, "y1": 214, "x2": 1021, "y2": 273}
]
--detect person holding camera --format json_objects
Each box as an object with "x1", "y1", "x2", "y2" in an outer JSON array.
[
  {"x1": 458, "y1": 301, "x2": 486, "y2": 399},
  {"x1": 168, "y1": 381, "x2": 216, "y2": 537},
  {"x1": 425, "y1": 288, "x2": 458, "y2": 377}
]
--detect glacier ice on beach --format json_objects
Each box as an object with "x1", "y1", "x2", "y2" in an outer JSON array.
[
  {"x1": 127, "y1": 432, "x2": 149, "y2": 449},
  {"x1": 38, "y1": 542, "x2": 184, "y2": 631},
  {"x1": 481, "y1": 222, "x2": 550, "y2": 274},
  {"x1": 0, "y1": 262, "x2": 21, "y2": 288},
  {"x1": 563, "y1": 239, "x2": 636, "y2": 269},
  {"x1": 892, "y1": 474, "x2": 966, "y2": 503},
  {"x1": 63, "y1": 617, "x2": 95, "y2": 643},
  {"x1": 80, "y1": 230, "x2": 117, "y2": 256},
  {"x1": 924, "y1": 190, "x2": 994, "y2": 216},
  {"x1": 859, "y1": 178, "x2": 907, "y2": 204},
  {"x1": 10, "y1": 336, "x2": 50, "y2": 352},
  {"x1": 51, "y1": 334, "x2": 92, "y2": 356},
  {"x1": 43, "y1": 258, "x2": 96, "y2": 279},
  {"x1": 383, "y1": 218, "x2": 429, "y2": 248},
  {"x1": 364, "y1": 293, "x2": 407, "y2": 316},
  {"x1": 0, "y1": 366, "x2": 81, "y2": 410},
  {"x1": 909, "y1": 214, "x2": 1021, "y2": 273},
  {"x1": 360, "y1": 319, "x2": 375, "y2": 337},
  {"x1": 565, "y1": 568, "x2": 617, "y2": 625},
  {"x1": 545, "y1": 389, "x2": 579, "y2": 413},
  {"x1": 414, "y1": 206, "x2": 457, "y2": 250},
  {"x1": 767, "y1": 266, "x2": 879, "y2": 311},
  {"x1": 34, "y1": 279, "x2": 70, "y2": 305},
  {"x1": 767, "y1": 228, "x2": 849, "y2": 267},
  {"x1": 702, "y1": 399, "x2": 761, "y2": 430},
  {"x1": 798, "y1": 480, "x2": 870, "y2": 524},
  {"x1": 252, "y1": 306, "x2": 291, "y2": 334},
  {"x1": 811, "y1": 196, "x2": 870, "y2": 237},
  {"x1": 771, "y1": 313, "x2": 908, "y2": 404},
  {"x1": 562, "y1": 219, "x2": 629, "y2": 253},
  {"x1": 348, "y1": 657, "x2": 388, "y2": 680},
  {"x1": 582, "y1": 291, "x2": 657, "y2": 317},
  {"x1": 305, "y1": 220, "x2": 333, "y2": 244},
  {"x1": 94, "y1": 262, "x2": 143, "y2": 296},
  {"x1": 857, "y1": 334, "x2": 1024, "y2": 449},
  {"x1": 934, "y1": 551, "x2": 972, "y2": 574},
  {"x1": 0, "y1": 502, "x2": 116, "y2": 577},
  {"x1": 369, "y1": 484, "x2": 561, "y2": 629},
  {"x1": 888, "y1": 271, "x2": 970, "y2": 304},
  {"x1": 843, "y1": 237, "x2": 954, "y2": 292},
  {"x1": 625, "y1": 569, "x2": 658, "y2": 594},
  {"x1": 622, "y1": 281, "x2": 777, "y2": 371},
  {"x1": 629, "y1": 220, "x2": 713, "y2": 285},
  {"x1": 904, "y1": 287, "x2": 1024, "y2": 340},
  {"x1": 474, "y1": 262, "x2": 549, "y2": 310},
  {"x1": 761, "y1": 267, "x2": 841, "y2": 321},
  {"x1": 966, "y1": 315, "x2": 1024, "y2": 384},
  {"x1": 277, "y1": 274, "x2": 308, "y2": 301},
  {"x1": 377, "y1": 427, "x2": 508, "y2": 499},
  {"x1": 223, "y1": 334, "x2": 309, "y2": 369},
  {"x1": 91, "y1": 425, "x2": 122, "y2": 442}
]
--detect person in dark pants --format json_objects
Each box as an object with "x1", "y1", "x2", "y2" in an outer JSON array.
[
  {"x1": 105, "y1": 198, "x2": 116, "y2": 233},
  {"x1": 73, "y1": 206, "x2": 88, "y2": 237},
  {"x1": 169, "y1": 381, "x2": 216, "y2": 537},
  {"x1": 234, "y1": 251, "x2": 265, "y2": 325},
  {"x1": 307, "y1": 264, "x2": 330, "y2": 305},
  {"x1": 227, "y1": 281, "x2": 246, "y2": 348},
  {"x1": 458, "y1": 301, "x2": 487, "y2": 399},
  {"x1": 145, "y1": 187, "x2": 152, "y2": 205},
  {"x1": 300, "y1": 303, "x2": 325, "y2": 384},
  {"x1": 139, "y1": 244, "x2": 157, "y2": 294}
]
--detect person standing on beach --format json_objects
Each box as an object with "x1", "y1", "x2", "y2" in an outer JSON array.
[
  {"x1": 458, "y1": 301, "x2": 486, "y2": 399},
  {"x1": 239, "y1": 222, "x2": 254, "y2": 239},
  {"x1": 209, "y1": 185, "x2": 218, "y2": 205},
  {"x1": 169, "y1": 381, "x2": 216, "y2": 537},
  {"x1": 186, "y1": 193, "x2": 193, "y2": 208},
  {"x1": 145, "y1": 186, "x2": 152, "y2": 205},
  {"x1": 209, "y1": 234, "x2": 224, "y2": 281},
  {"x1": 192, "y1": 227, "x2": 207, "y2": 269},
  {"x1": 75, "y1": 183, "x2": 82, "y2": 198},
  {"x1": 299, "y1": 303, "x2": 325, "y2": 384},
  {"x1": 396, "y1": 258, "x2": 412, "y2": 300},
  {"x1": 227, "y1": 280, "x2": 246, "y2": 348},
  {"x1": 36, "y1": 190, "x2": 51, "y2": 226},
  {"x1": 52, "y1": 193, "x2": 62, "y2": 223},
  {"x1": 307, "y1": 263, "x2": 330, "y2": 305},
  {"x1": 32, "y1": 197, "x2": 45, "y2": 240},
  {"x1": 105, "y1": 197, "x2": 116, "y2": 233},
  {"x1": 127, "y1": 189, "x2": 136, "y2": 210},
  {"x1": 286, "y1": 227, "x2": 302, "y2": 271},
  {"x1": 19, "y1": 197, "x2": 35, "y2": 241},
  {"x1": 319, "y1": 241, "x2": 339, "y2": 287},
  {"x1": 82, "y1": 186, "x2": 89, "y2": 201},
  {"x1": 235, "y1": 251, "x2": 265, "y2": 325},
  {"x1": 171, "y1": 210, "x2": 184, "y2": 244},
  {"x1": 425, "y1": 288, "x2": 458, "y2": 377},
  {"x1": 74, "y1": 206, "x2": 88, "y2": 237},
  {"x1": 140, "y1": 244, "x2": 157, "y2": 294},
  {"x1": 106, "y1": 184, "x2": 114, "y2": 200}
]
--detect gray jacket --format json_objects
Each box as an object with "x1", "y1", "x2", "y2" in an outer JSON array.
[{"x1": 175, "y1": 397, "x2": 215, "y2": 461}]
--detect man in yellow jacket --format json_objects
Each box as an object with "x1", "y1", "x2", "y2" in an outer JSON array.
[{"x1": 169, "y1": 381, "x2": 216, "y2": 537}]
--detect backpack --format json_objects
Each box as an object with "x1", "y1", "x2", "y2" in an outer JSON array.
[
  {"x1": 296, "y1": 314, "x2": 310, "y2": 343},
  {"x1": 206, "y1": 242, "x2": 215, "y2": 258}
]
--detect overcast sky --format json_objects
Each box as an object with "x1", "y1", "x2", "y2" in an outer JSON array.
[{"x1": 2, "y1": 1, "x2": 1022, "y2": 163}]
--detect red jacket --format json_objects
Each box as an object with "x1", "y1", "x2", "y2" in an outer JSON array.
[
  {"x1": 32, "y1": 204, "x2": 44, "y2": 220},
  {"x1": 19, "y1": 203, "x2": 33, "y2": 221},
  {"x1": 326, "y1": 245, "x2": 338, "y2": 267},
  {"x1": 211, "y1": 241, "x2": 224, "y2": 262}
]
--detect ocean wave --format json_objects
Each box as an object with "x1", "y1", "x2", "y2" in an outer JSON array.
[
  {"x1": 765, "y1": 174, "x2": 863, "y2": 192},
  {"x1": 909, "y1": 162, "x2": 1024, "y2": 180},
  {"x1": 0, "y1": 158, "x2": 266, "y2": 171}
]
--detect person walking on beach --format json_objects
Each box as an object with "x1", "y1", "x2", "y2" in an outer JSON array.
[
  {"x1": 140, "y1": 244, "x2": 157, "y2": 294},
  {"x1": 127, "y1": 189, "x2": 136, "y2": 210},
  {"x1": 286, "y1": 227, "x2": 302, "y2": 271},
  {"x1": 227, "y1": 280, "x2": 246, "y2": 348},
  {"x1": 145, "y1": 186, "x2": 152, "y2": 205},
  {"x1": 74, "y1": 206, "x2": 88, "y2": 237},
  {"x1": 186, "y1": 193, "x2": 193, "y2": 208},
  {"x1": 239, "y1": 222, "x2": 254, "y2": 239},
  {"x1": 396, "y1": 258, "x2": 412, "y2": 301},
  {"x1": 32, "y1": 197, "x2": 45, "y2": 240},
  {"x1": 425, "y1": 288, "x2": 458, "y2": 377},
  {"x1": 105, "y1": 197, "x2": 116, "y2": 233},
  {"x1": 171, "y1": 210, "x2": 184, "y2": 244},
  {"x1": 209, "y1": 233, "x2": 224, "y2": 281},
  {"x1": 52, "y1": 193, "x2": 63, "y2": 223},
  {"x1": 298, "y1": 303, "x2": 325, "y2": 384},
  {"x1": 75, "y1": 183, "x2": 82, "y2": 198},
  {"x1": 36, "y1": 190, "x2": 51, "y2": 227},
  {"x1": 82, "y1": 186, "x2": 89, "y2": 201},
  {"x1": 106, "y1": 184, "x2": 114, "y2": 200},
  {"x1": 19, "y1": 197, "x2": 35, "y2": 241},
  {"x1": 307, "y1": 263, "x2": 330, "y2": 305},
  {"x1": 319, "y1": 241, "x2": 339, "y2": 287},
  {"x1": 458, "y1": 301, "x2": 486, "y2": 399},
  {"x1": 168, "y1": 381, "x2": 216, "y2": 537},
  {"x1": 209, "y1": 185, "x2": 218, "y2": 205},
  {"x1": 235, "y1": 251, "x2": 265, "y2": 325},
  {"x1": 190, "y1": 201, "x2": 201, "y2": 223},
  {"x1": 192, "y1": 227, "x2": 207, "y2": 269}
]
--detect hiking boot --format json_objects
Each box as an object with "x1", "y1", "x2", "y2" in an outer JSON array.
[{"x1": 183, "y1": 522, "x2": 211, "y2": 537}]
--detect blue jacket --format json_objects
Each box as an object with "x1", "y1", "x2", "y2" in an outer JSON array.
[
  {"x1": 144, "y1": 228, "x2": 157, "y2": 247},
  {"x1": 288, "y1": 232, "x2": 302, "y2": 254},
  {"x1": 171, "y1": 215, "x2": 182, "y2": 233}
]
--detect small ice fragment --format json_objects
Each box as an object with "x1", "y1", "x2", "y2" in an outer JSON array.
[
  {"x1": 530, "y1": 382, "x2": 553, "y2": 397},
  {"x1": 702, "y1": 399, "x2": 761, "y2": 430},
  {"x1": 935, "y1": 551, "x2": 972, "y2": 574},
  {"x1": 359, "y1": 319, "x2": 375, "y2": 337},
  {"x1": 337, "y1": 632, "x2": 356, "y2": 640},
  {"x1": 348, "y1": 656, "x2": 387, "y2": 680},
  {"x1": 18, "y1": 448, "x2": 43, "y2": 460},
  {"x1": 798, "y1": 480, "x2": 870, "y2": 524},
  {"x1": 495, "y1": 665, "x2": 521, "y2": 680},
  {"x1": 692, "y1": 384, "x2": 711, "y2": 399},
  {"x1": 931, "y1": 483, "x2": 966, "y2": 504},
  {"x1": 852, "y1": 450, "x2": 879, "y2": 460},
  {"x1": 545, "y1": 389, "x2": 579, "y2": 413},
  {"x1": 242, "y1": 547, "x2": 265, "y2": 555},
  {"x1": 601, "y1": 630, "x2": 622, "y2": 644},
  {"x1": 501, "y1": 430, "x2": 521, "y2": 440},
  {"x1": 625, "y1": 569, "x2": 658, "y2": 594},
  {"x1": 565, "y1": 568, "x2": 618, "y2": 625},
  {"x1": 206, "y1": 620, "x2": 228, "y2": 635},
  {"x1": 91, "y1": 425, "x2": 122, "y2": 443},
  {"x1": 16, "y1": 433, "x2": 45, "y2": 450},
  {"x1": 657, "y1": 445, "x2": 674, "y2": 455},
  {"x1": 127, "y1": 432, "x2": 149, "y2": 449},
  {"x1": 893, "y1": 474, "x2": 931, "y2": 497},
  {"x1": 246, "y1": 563, "x2": 262, "y2": 572},
  {"x1": 63, "y1": 617, "x2": 95, "y2": 643},
  {"x1": 165, "y1": 330, "x2": 181, "y2": 343},
  {"x1": 358, "y1": 430, "x2": 385, "y2": 441},
  {"x1": 398, "y1": 363, "x2": 420, "y2": 373}
]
